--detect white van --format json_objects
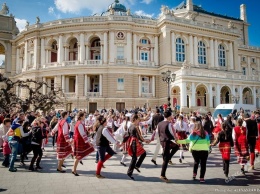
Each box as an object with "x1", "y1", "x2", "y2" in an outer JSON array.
[{"x1": 213, "y1": 104, "x2": 256, "y2": 120}]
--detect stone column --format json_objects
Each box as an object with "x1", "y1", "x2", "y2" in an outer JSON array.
[
  {"x1": 253, "y1": 86, "x2": 256, "y2": 106},
  {"x1": 16, "y1": 48, "x2": 20, "y2": 73},
  {"x1": 33, "y1": 38, "x2": 38, "y2": 69},
  {"x1": 247, "y1": 57, "x2": 251, "y2": 76},
  {"x1": 45, "y1": 49, "x2": 49, "y2": 64},
  {"x1": 43, "y1": 77, "x2": 46, "y2": 95},
  {"x1": 127, "y1": 32, "x2": 132, "y2": 64},
  {"x1": 189, "y1": 35, "x2": 193, "y2": 64},
  {"x1": 154, "y1": 35, "x2": 159, "y2": 66},
  {"x1": 99, "y1": 74, "x2": 103, "y2": 96},
  {"x1": 79, "y1": 34, "x2": 85, "y2": 63},
  {"x1": 137, "y1": 46, "x2": 140, "y2": 61},
  {"x1": 100, "y1": 45, "x2": 103, "y2": 61},
  {"x1": 75, "y1": 75, "x2": 78, "y2": 96},
  {"x1": 171, "y1": 32, "x2": 176, "y2": 64},
  {"x1": 194, "y1": 36, "x2": 198, "y2": 66},
  {"x1": 209, "y1": 83, "x2": 213, "y2": 108},
  {"x1": 109, "y1": 31, "x2": 115, "y2": 64},
  {"x1": 191, "y1": 82, "x2": 196, "y2": 107},
  {"x1": 62, "y1": 75, "x2": 65, "y2": 93},
  {"x1": 239, "y1": 85, "x2": 243, "y2": 104},
  {"x1": 214, "y1": 40, "x2": 218, "y2": 68},
  {"x1": 152, "y1": 76, "x2": 155, "y2": 97},
  {"x1": 229, "y1": 42, "x2": 234, "y2": 70},
  {"x1": 104, "y1": 32, "x2": 108, "y2": 64},
  {"x1": 210, "y1": 38, "x2": 214, "y2": 68},
  {"x1": 216, "y1": 84, "x2": 221, "y2": 105},
  {"x1": 133, "y1": 34, "x2": 137, "y2": 64},
  {"x1": 24, "y1": 40, "x2": 28, "y2": 70},
  {"x1": 85, "y1": 44, "x2": 89, "y2": 61},
  {"x1": 40, "y1": 38, "x2": 45, "y2": 66},
  {"x1": 151, "y1": 48, "x2": 154, "y2": 63},
  {"x1": 233, "y1": 41, "x2": 239, "y2": 71},
  {"x1": 64, "y1": 46, "x2": 68, "y2": 61},
  {"x1": 84, "y1": 74, "x2": 88, "y2": 96},
  {"x1": 58, "y1": 35, "x2": 64, "y2": 64},
  {"x1": 181, "y1": 82, "x2": 187, "y2": 108},
  {"x1": 139, "y1": 75, "x2": 141, "y2": 97}
]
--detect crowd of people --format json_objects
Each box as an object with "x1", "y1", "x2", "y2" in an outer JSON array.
[{"x1": 0, "y1": 106, "x2": 260, "y2": 183}]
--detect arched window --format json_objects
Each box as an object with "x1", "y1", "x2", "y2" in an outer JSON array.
[
  {"x1": 198, "y1": 41, "x2": 206, "y2": 64},
  {"x1": 176, "y1": 38, "x2": 185, "y2": 62},
  {"x1": 218, "y1": 44, "x2": 226, "y2": 66}
]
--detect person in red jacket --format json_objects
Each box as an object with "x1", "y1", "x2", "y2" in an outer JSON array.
[
  {"x1": 255, "y1": 111, "x2": 260, "y2": 157},
  {"x1": 72, "y1": 112, "x2": 94, "y2": 176}
]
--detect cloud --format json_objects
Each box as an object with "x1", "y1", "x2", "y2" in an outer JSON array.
[
  {"x1": 134, "y1": 10, "x2": 154, "y2": 18},
  {"x1": 54, "y1": 0, "x2": 135, "y2": 14},
  {"x1": 48, "y1": 6, "x2": 61, "y2": 19},
  {"x1": 15, "y1": 18, "x2": 27, "y2": 32},
  {"x1": 141, "y1": 0, "x2": 153, "y2": 4}
]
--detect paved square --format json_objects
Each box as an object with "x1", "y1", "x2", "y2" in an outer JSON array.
[{"x1": 0, "y1": 136, "x2": 259, "y2": 194}]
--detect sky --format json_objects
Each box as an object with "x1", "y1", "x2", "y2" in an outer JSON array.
[{"x1": 0, "y1": 0, "x2": 260, "y2": 47}]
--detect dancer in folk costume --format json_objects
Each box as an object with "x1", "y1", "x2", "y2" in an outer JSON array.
[
  {"x1": 158, "y1": 110, "x2": 179, "y2": 182},
  {"x1": 85, "y1": 114, "x2": 95, "y2": 135},
  {"x1": 233, "y1": 118, "x2": 249, "y2": 175},
  {"x1": 95, "y1": 115, "x2": 119, "y2": 178},
  {"x1": 114, "y1": 114, "x2": 132, "y2": 166},
  {"x1": 124, "y1": 114, "x2": 149, "y2": 180},
  {"x1": 255, "y1": 111, "x2": 260, "y2": 156},
  {"x1": 0, "y1": 118, "x2": 12, "y2": 167},
  {"x1": 213, "y1": 114, "x2": 224, "y2": 137},
  {"x1": 174, "y1": 115, "x2": 189, "y2": 163},
  {"x1": 52, "y1": 111, "x2": 73, "y2": 173},
  {"x1": 211, "y1": 123, "x2": 234, "y2": 178},
  {"x1": 72, "y1": 112, "x2": 95, "y2": 176},
  {"x1": 244, "y1": 114, "x2": 258, "y2": 170}
]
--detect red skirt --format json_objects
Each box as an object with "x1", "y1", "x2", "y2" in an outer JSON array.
[
  {"x1": 213, "y1": 126, "x2": 221, "y2": 135},
  {"x1": 74, "y1": 142, "x2": 94, "y2": 160},
  {"x1": 177, "y1": 131, "x2": 187, "y2": 140},
  {"x1": 56, "y1": 141, "x2": 73, "y2": 160},
  {"x1": 127, "y1": 137, "x2": 145, "y2": 157},
  {"x1": 255, "y1": 139, "x2": 260, "y2": 153},
  {"x1": 219, "y1": 142, "x2": 231, "y2": 160},
  {"x1": 3, "y1": 141, "x2": 11, "y2": 155}
]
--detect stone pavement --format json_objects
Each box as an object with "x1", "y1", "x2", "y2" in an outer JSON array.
[{"x1": 0, "y1": 137, "x2": 260, "y2": 194}]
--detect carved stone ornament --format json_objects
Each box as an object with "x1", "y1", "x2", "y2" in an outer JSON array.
[
  {"x1": 0, "y1": 3, "x2": 9, "y2": 15},
  {"x1": 186, "y1": 84, "x2": 191, "y2": 91},
  {"x1": 109, "y1": 7, "x2": 115, "y2": 15},
  {"x1": 127, "y1": 9, "x2": 131, "y2": 16},
  {"x1": 228, "y1": 21, "x2": 234, "y2": 29},
  {"x1": 181, "y1": 60, "x2": 191, "y2": 69},
  {"x1": 116, "y1": 32, "x2": 125, "y2": 40}
]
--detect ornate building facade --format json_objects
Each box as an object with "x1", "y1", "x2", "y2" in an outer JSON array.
[{"x1": 1, "y1": 0, "x2": 260, "y2": 113}]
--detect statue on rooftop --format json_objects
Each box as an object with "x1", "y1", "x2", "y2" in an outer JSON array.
[
  {"x1": 109, "y1": 7, "x2": 114, "y2": 15},
  {"x1": 36, "y1": 16, "x2": 40, "y2": 24},
  {"x1": 228, "y1": 21, "x2": 235, "y2": 29},
  {"x1": 0, "y1": 3, "x2": 9, "y2": 15},
  {"x1": 25, "y1": 21, "x2": 29, "y2": 27},
  {"x1": 127, "y1": 9, "x2": 131, "y2": 16},
  {"x1": 161, "y1": 5, "x2": 171, "y2": 15}
]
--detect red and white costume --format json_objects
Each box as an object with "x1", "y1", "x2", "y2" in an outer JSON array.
[
  {"x1": 53, "y1": 119, "x2": 73, "y2": 160},
  {"x1": 213, "y1": 118, "x2": 223, "y2": 136},
  {"x1": 255, "y1": 123, "x2": 260, "y2": 154},
  {"x1": 74, "y1": 120, "x2": 94, "y2": 160}
]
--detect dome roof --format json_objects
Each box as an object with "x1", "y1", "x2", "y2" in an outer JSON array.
[{"x1": 107, "y1": 0, "x2": 126, "y2": 12}]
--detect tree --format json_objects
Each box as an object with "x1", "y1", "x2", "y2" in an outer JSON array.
[{"x1": 0, "y1": 73, "x2": 63, "y2": 113}]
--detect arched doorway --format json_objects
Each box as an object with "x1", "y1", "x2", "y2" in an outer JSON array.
[
  {"x1": 90, "y1": 37, "x2": 101, "y2": 60},
  {"x1": 220, "y1": 86, "x2": 231, "y2": 104},
  {"x1": 172, "y1": 86, "x2": 180, "y2": 108},
  {"x1": 243, "y1": 87, "x2": 253, "y2": 104},
  {"x1": 68, "y1": 38, "x2": 78, "y2": 61},
  {"x1": 196, "y1": 85, "x2": 207, "y2": 107},
  {"x1": 0, "y1": 43, "x2": 5, "y2": 67}
]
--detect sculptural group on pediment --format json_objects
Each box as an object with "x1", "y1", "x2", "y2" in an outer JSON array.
[
  {"x1": 0, "y1": 3, "x2": 9, "y2": 15},
  {"x1": 160, "y1": 5, "x2": 174, "y2": 16}
]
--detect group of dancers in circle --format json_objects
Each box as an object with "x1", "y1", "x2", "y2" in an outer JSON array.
[{"x1": 0, "y1": 107, "x2": 260, "y2": 183}]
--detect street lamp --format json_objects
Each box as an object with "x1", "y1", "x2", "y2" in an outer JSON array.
[{"x1": 161, "y1": 70, "x2": 176, "y2": 112}]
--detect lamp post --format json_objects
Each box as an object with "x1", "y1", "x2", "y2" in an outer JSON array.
[{"x1": 161, "y1": 70, "x2": 176, "y2": 112}]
